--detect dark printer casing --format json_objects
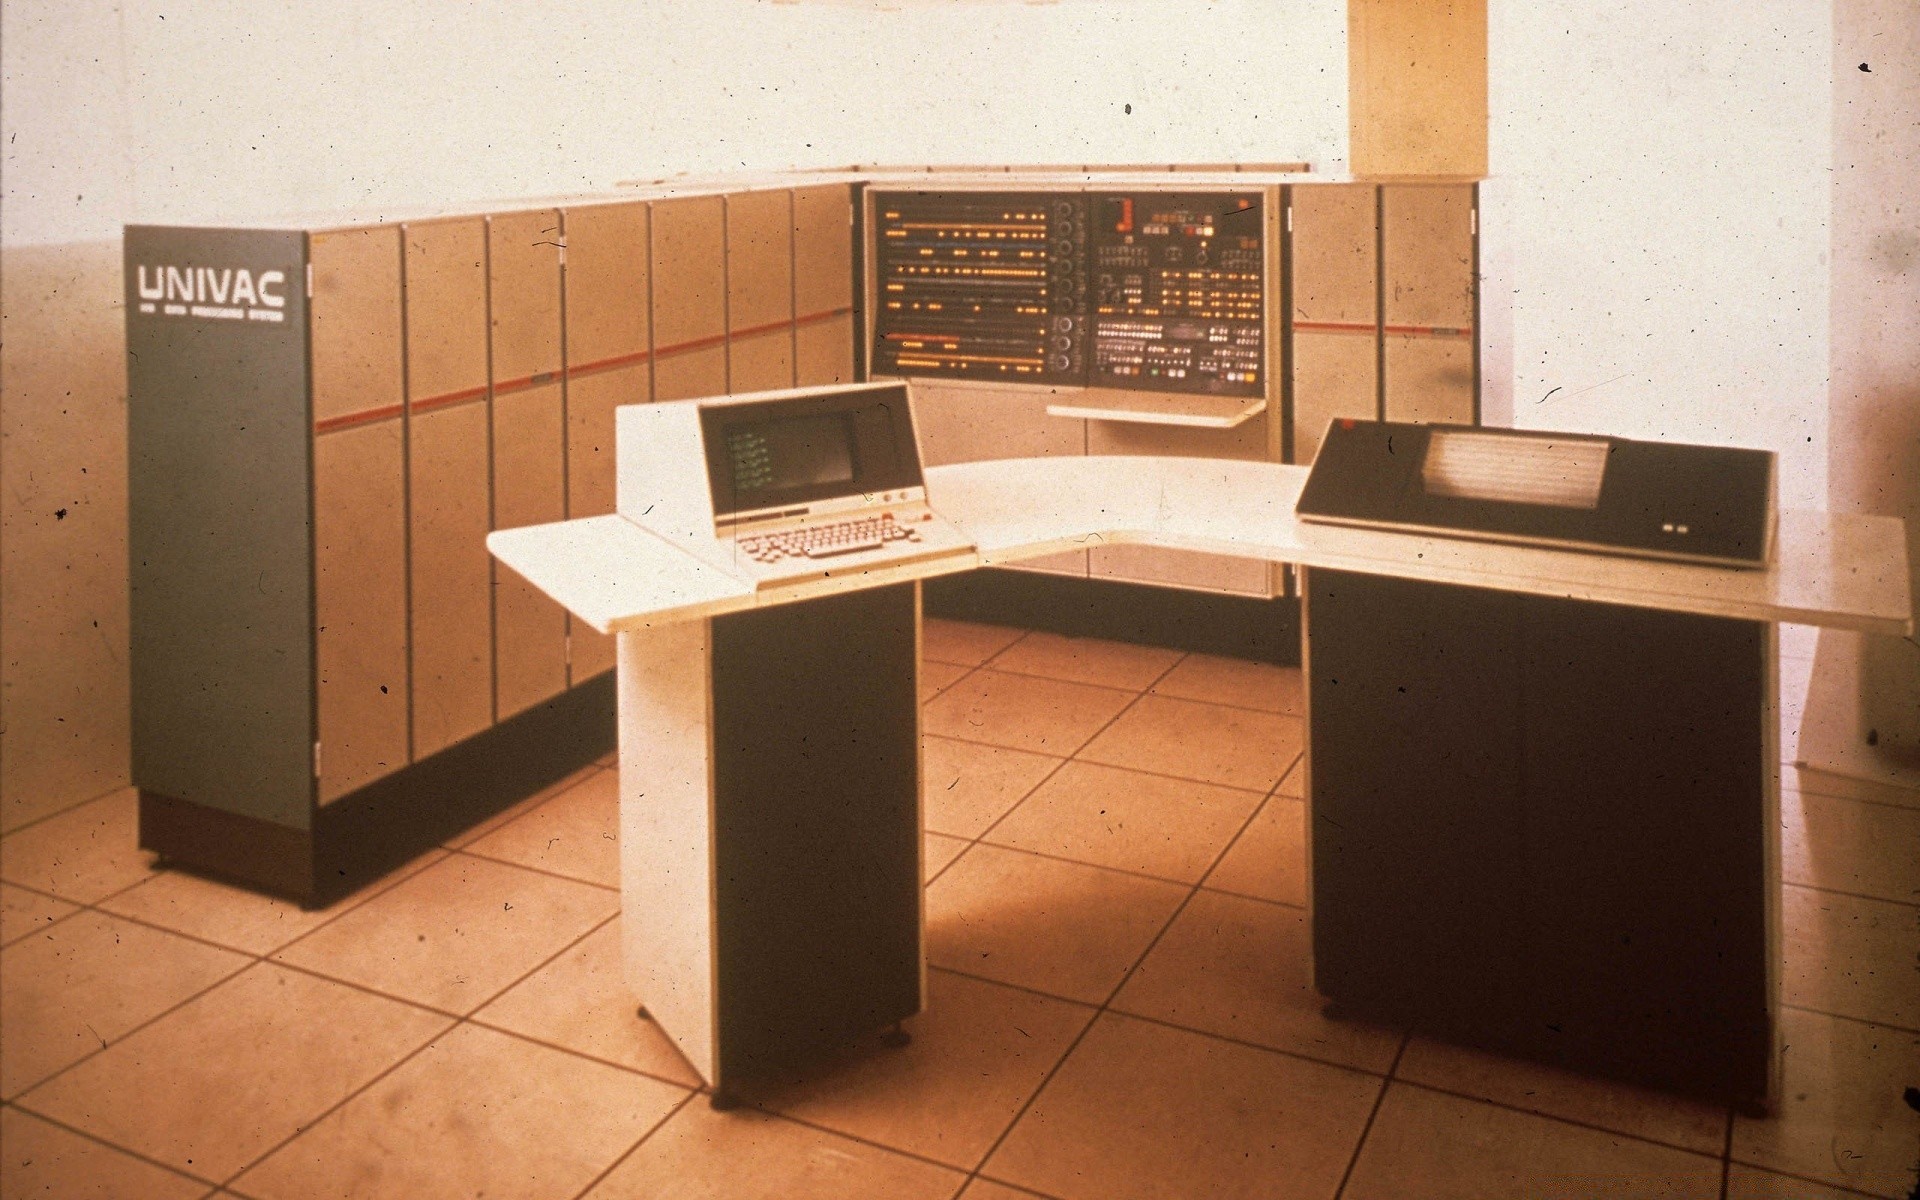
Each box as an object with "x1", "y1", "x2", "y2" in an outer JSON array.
[{"x1": 1296, "y1": 419, "x2": 1776, "y2": 568}]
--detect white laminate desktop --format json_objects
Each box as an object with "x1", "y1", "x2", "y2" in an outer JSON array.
[{"x1": 490, "y1": 455, "x2": 1913, "y2": 638}]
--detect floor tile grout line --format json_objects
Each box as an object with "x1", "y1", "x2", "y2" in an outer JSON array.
[
  {"x1": 1781, "y1": 879, "x2": 1920, "y2": 906},
  {"x1": 1717, "y1": 1106, "x2": 1734, "y2": 1200},
  {"x1": 435, "y1": 761, "x2": 613, "y2": 852},
  {"x1": 1179, "y1": 758, "x2": 1298, "y2": 894},
  {"x1": 955, "y1": 851, "x2": 1217, "y2": 1189},
  {"x1": 968, "y1": 651, "x2": 1190, "y2": 851},
  {"x1": 963, "y1": 830, "x2": 1218, "y2": 891},
  {"x1": 0, "y1": 951, "x2": 256, "y2": 1107},
  {"x1": 1375, "y1": 1075, "x2": 1736, "y2": 1163},
  {"x1": 967, "y1": 1172, "x2": 1073, "y2": 1200},
  {"x1": 1100, "y1": 996, "x2": 1400, "y2": 1083},
  {"x1": 1, "y1": 849, "x2": 468, "y2": 1113},
  {"x1": 0, "y1": 781, "x2": 140, "y2": 842},
  {"x1": 1777, "y1": 1002, "x2": 1920, "y2": 1036},
  {"x1": 266, "y1": 901, "x2": 627, "y2": 1033},
  {"x1": 1721, "y1": 1156, "x2": 1906, "y2": 1198},
  {"x1": 208, "y1": 1014, "x2": 459, "y2": 1193},
  {"x1": 946, "y1": 688, "x2": 1229, "y2": 1188},
  {"x1": 2, "y1": 1098, "x2": 234, "y2": 1190},
  {"x1": 49, "y1": 903, "x2": 281, "y2": 963},
  {"x1": 926, "y1": 728, "x2": 1305, "y2": 796},
  {"x1": 1783, "y1": 781, "x2": 1920, "y2": 814},
  {"x1": 1781, "y1": 878, "x2": 1920, "y2": 911},
  {"x1": 191, "y1": 844, "x2": 453, "y2": 960},
  {"x1": 444, "y1": 844, "x2": 621, "y2": 894},
  {"x1": 563, "y1": 1088, "x2": 701, "y2": 1200},
  {"x1": 1331, "y1": 1032, "x2": 1410, "y2": 1200},
  {"x1": 738, "y1": 1103, "x2": 1006, "y2": 1181},
  {"x1": 460, "y1": 1015, "x2": 703, "y2": 1095},
  {"x1": 965, "y1": 660, "x2": 1192, "y2": 697}
]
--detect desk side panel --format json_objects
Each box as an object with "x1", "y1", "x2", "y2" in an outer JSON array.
[
  {"x1": 710, "y1": 584, "x2": 923, "y2": 1083},
  {"x1": 1308, "y1": 569, "x2": 1528, "y2": 1022},
  {"x1": 1513, "y1": 593, "x2": 1771, "y2": 1106},
  {"x1": 619, "y1": 623, "x2": 717, "y2": 1085}
]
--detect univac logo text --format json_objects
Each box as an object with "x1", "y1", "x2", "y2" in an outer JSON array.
[{"x1": 136, "y1": 265, "x2": 288, "y2": 324}]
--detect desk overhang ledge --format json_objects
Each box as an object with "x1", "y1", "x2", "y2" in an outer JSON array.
[{"x1": 487, "y1": 457, "x2": 1915, "y2": 639}]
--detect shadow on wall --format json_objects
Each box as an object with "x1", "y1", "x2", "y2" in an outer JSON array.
[{"x1": 1, "y1": 240, "x2": 132, "y2": 831}]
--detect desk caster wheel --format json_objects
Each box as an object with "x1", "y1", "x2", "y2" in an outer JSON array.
[
  {"x1": 709, "y1": 1088, "x2": 739, "y2": 1112},
  {"x1": 881, "y1": 1023, "x2": 912, "y2": 1049}
]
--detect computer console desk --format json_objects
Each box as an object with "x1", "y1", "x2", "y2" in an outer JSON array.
[{"x1": 489, "y1": 454, "x2": 1912, "y2": 1113}]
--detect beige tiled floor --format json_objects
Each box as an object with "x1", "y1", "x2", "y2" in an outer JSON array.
[{"x1": 1, "y1": 616, "x2": 1916, "y2": 1199}]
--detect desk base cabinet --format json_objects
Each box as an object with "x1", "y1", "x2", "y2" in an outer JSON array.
[
  {"x1": 620, "y1": 584, "x2": 924, "y2": 1096},
  {"x1": 1305, "y1": 569, "x2": 1777, "y2": 1111}
]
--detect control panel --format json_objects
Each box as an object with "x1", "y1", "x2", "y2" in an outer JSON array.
[
  {"x1": 870, "y1": 192, "x2": 1087, "y2": 386},
  {"x1": 1088, "y1": 192, "x2": 1264, "y2": 397}
]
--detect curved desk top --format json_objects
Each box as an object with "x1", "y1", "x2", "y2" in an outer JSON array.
[{"x1": 487, "y1": 456, "x2": 1913, "y2": 638}]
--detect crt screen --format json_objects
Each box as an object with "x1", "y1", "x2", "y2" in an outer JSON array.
[{"x1": 726, "y1": 413, "x2": 856, "y2": 499}]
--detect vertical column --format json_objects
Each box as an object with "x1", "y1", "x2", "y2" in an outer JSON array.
[
  {"x1": 405, "y1": 218, "x2": 494, "y2": 758},
  {"x1": 650, "y1": 195, "x2": 728, "y2": 401},
  {"x1": 1288, "y1": 184, "x2": 1380, "y2": 464},
  {"x1": 1382, "y1": 184, "x2": 1477, "y2": 426},
  {"x1": 1348, "y1": 0, "x2": 1488, "y2": 177},
  {"x1": 311, "y1": 225, "x2": 409, "y2": 801},
  {"x1": 791, "y1": 184, "x2": 856, "y2": 386},
  {"x1": 726, "y1": 189, "x2": 796, "y2": 393},
  {"x1": 488, "y1": 209, "x2": 569, "y2": 719},
  {"x1": 560, "y1": 200, "x2": 650, "y2": 684}
]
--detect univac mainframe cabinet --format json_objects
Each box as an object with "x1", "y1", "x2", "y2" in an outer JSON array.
[{"x1": 125, "y1": 181, "x2": 858, "y2": 904}]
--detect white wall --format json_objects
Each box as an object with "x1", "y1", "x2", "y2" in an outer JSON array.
[
  {"x1": 1483, "y1": 0, "x2": 1832, "y2": 511},
  {"x1": 3, "y1": 0, "x2": 1347, "y2": 246}
]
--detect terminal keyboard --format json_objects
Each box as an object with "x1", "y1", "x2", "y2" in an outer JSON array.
[{"x1": 738, "y1": 514, "x2": 923, "y2": 563}]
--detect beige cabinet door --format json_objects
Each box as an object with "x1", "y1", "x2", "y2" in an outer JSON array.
[
  {"x1": 560, "y1": 202, "x2": 651, "y2": 684},
  {"x1": 1381, "y1": 184, "x2": 1476, "y2": 426},
  {"x1": 792, "y1": 184, "x2": 856, "y2": 387},
  {"x1": 1288, "y1": 183, "x2": 1380, "y2": 464},
  {"x1": 488, "y1": 214, "x2": 569, "y2": 718},
  {"x1": 408, "y1": 402, "x2": 494, "y2": 756},
  {"x1": 404, "y1": 218, "x2": 493, "y2": 756},
  {"x1": 314, "y1": 421, "x2": 408, "y2": 802},
  {"x1": 311, "y1": 226, "x2": 408, "y2": 800},
  {"x1": 726, "y1": 190, "x2": 794, "y2": 393},
  {"x1": 651, "y1": 195, "x2": 728, "y2": 401},
  {"x1": 1292, "y1": 331, "x2": 1379, "y2": 466}
]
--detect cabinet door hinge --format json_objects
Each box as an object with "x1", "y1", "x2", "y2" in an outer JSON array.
[
  {"x1": 312, "y1": 741, "x2": 322, "y2": 778},
  {"x1": 305, "y1": 262, "x2": 314, "y2": 298}
]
